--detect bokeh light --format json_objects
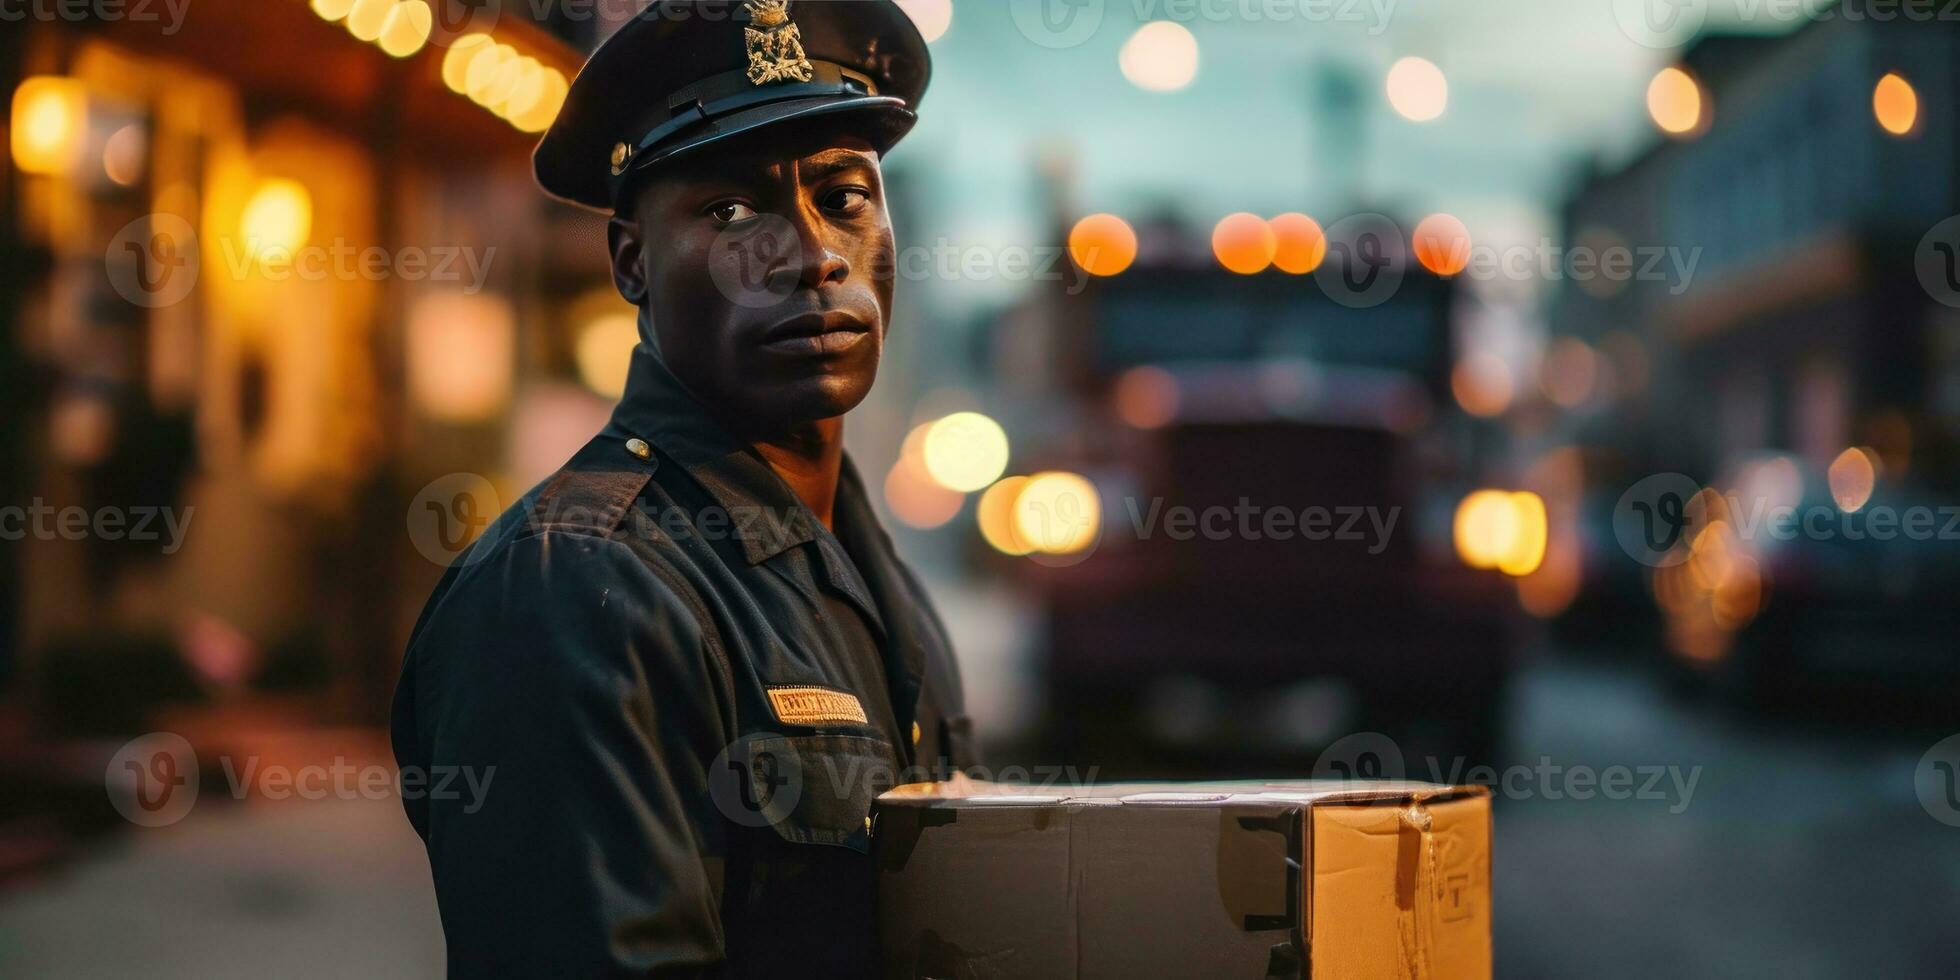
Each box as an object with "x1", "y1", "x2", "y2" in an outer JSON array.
[
  {"x1": 102, "y1": 124, "x2": 147, "y2": 187},
  {"x1": 442, "y1": 34, "x2": 492, "y2": 94},
  {"x1": 896, "y1": 0, "x2": 953, "y2": 43},
  {"x1": 1827, "y1": 446, "x2": 1878, "y2": 513},
  {"x1": 377, "y1": 0, "x2": 433, "y2": 58},
  {"x1": 887, "y1": 424, "x2": 966, "y2": 529},
  {"x1": 1119, "y1": 21, "x2": 1199, "y2": 93},
  {"x1": 977, "y1": 477, "x2": 1034, "y2": 556},
  {"x1": 1268, "y1": 213, "x2": 1326, "y2": 275},
  {"x1": 1451, "y1": 351, "x2": 1513, "y2": 418},
  {"x1": 1112, "y1": 365, "x2": 1179, "y2": 429},
  {"x1": 309, "y1": 0, "x2": 355, "y2": 19},
  {"x1": 237, "y1": 178, "x2": 313, "y2": 262},
  {"x1": 574, "y1": 312, "x2": 639, "y2": 399},
  {"x1": 1411, "y1": 212, "x2": 1470, "y2": 276},
  {"x1": 1013, "y1": 471, "x2": 1101, "y2": 555},
  {"x1": 1539, "y1": 337, "x2": 1598, "y2": 408},
  {"x1": 1873, "y1": 72, "x2": 1917, "y2": 136},
  {"x1": 9, "y1": 76, "x2": 87, "y2": 176},
  {"x1": 1068, "y1": 213, "x2": 1138, "y2": 277},
  {"x1": 922, "y1": 412, "x2": 1010, "y2": 493},
  {"x1": 1453, "y1": 490, "x2": 1547, "y2": 577},
  {"x1": 1647, "y1": 66, "x2": 1704, "y2": 136},
  {"x1": 345, "y1": 0, "x2": 395, "y2": 42},
  {"x1": 1385, "y1": 56, "x2": 1447, "y2": 122},
  {"x1": 1212, "y1": 212, "x2": 1277, "y2": 275}
]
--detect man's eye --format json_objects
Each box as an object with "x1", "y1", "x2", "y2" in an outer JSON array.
[
  {"x1": 824, "y1": 188, "x2": 870, "y2": 214},
  {"x1": 709, "y1": 201, "x2": 758, "y2": 224}
]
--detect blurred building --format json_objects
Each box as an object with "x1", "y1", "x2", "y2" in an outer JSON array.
[
  {"x1": 0, "y1": 2, "x2": 633, "y2": 853},
  {"x1": 1548, "y1": 15, "x2": 1960, "y2": 679}
]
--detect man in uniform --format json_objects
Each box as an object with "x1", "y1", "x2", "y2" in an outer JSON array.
[{"x1": 390, "y1": 2, "x2": 975, "y2": 975}]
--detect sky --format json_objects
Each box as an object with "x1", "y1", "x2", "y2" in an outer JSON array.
[{"x1": 887, "y1": 0, "x2": 1804, "y2": 306}]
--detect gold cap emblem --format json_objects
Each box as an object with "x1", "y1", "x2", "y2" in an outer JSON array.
[{"x1": 743, "y1": 0, "x2": 813, "y2": 86}]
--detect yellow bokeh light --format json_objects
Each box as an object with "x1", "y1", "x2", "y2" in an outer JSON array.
[
  {"x1": 1873, "y1": 72, "x2": 1917, "y2": 136},
  {"x1": 310, "y1": 0, "x2": 356, "y2": 20},
  {"x1": 9, "y1": 76, "x2": 87, "y2": 176},
  {"x1": 466, "y1": 43, "x2": 516, "y2": 104},
  {"x1": 378, "y1": 0, "x2": 434, "y2": 58},
  {"x1": 1119, "y1": 21, "x2": 1199, "y2": 93},
  {"x1": 887, "y1": 430, "x2": 965, "y2": 530},
  {"x1": 1827, "y1": 447, "x2": 1877, "y2": 513},
  {"x1": 1212, "y1": 212, "x2": 1276, "y2": 275},
  {"x1": 1013, "y1": 471, "x2": 1100, "y2": 555},
  {"x1": 1412, "y1": 212, "x2": 1470, "y2": 276},
  {"x1": 977, "y1": 476, "x2": 1034, "y2": 556},
  {"x1": 896, "y1": 0, "x2": 953, "y2": 43},
  {"x1": 1268, "y1": 213, "x2": 1326, "y2": 275},
  {"x1": 510, "y1": 68, "x2": 569, "y2": 134},
  {"x1": 494, "y1": 57, "x2": 544, "y2": 117},
  {"x1": 1068, "y1": 213, "x2": 1137, "y2": 277},
  {"x1": 1647, "y1": 66, "x2": 1704, "y2": 136},
  {"x1": 1453, "y1": 490, "x2": 1546, "y2": 576},
  {"x1": 1386, "y1": 56, "x2": 1447, "y2": 122},
  {"x1": 574, "y1": 312, "x2": 639, "y2": 399},
  {"x1": 922, "y1": 412, "x2": 1010, "y2": 493},
  {"x1": 237, "y1": 178, "x2": 313, "y2": 262},
  {"x1": 346, "y1": 0, "x2": 396, "y2": 42},
  {"x1": 407, "y1": 292, "x2": 515, "y2": 422},
  {"x1": 478, "y1": 49, "x2": 528, "y2": 108},
  {"x1": 442, "y1": 34, "x2": 493, "y2": 94}
]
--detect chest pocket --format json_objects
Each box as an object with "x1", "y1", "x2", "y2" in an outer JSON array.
[{"x1": 744, "y1": 734, "x2": 898, "y2": 854}]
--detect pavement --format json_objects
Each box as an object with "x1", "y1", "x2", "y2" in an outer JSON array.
[{"x1": 0, "y1": 659, "x2": 1955, "y2": 978}]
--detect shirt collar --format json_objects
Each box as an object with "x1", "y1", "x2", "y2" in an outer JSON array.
[{"x1": 606, "y1": 343, "x2": 820, "y2": 565}]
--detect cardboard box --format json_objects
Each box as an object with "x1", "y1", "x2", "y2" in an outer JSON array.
[{"x1": 873, "y1": 780, "x2": 1491, "y2": 980}]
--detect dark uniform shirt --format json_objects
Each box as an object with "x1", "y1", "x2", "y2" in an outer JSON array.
[{"x1": 392, "y1": 346, "x2": 977, "y2": 978}]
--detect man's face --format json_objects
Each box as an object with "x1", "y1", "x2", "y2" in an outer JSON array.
[{"x1": 612, "y1": 130, "x2": 895, "y2": 430}]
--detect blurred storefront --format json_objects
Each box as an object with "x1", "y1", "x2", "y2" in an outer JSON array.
[{"x1": 1, "y1": 3, "x2": 625, "y2": 797}]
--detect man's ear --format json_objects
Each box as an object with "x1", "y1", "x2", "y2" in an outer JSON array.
[{"x1": 607, "y1": 212, "x2": 649, "y2": 305}]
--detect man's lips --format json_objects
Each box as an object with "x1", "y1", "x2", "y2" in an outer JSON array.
[{"x1": 759, "y1": 310, "x2": 872, "y2": 356}]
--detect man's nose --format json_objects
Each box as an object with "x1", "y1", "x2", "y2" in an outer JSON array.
[{"x1": 779, "y1": 206, "x2": 849, "y2": 289}]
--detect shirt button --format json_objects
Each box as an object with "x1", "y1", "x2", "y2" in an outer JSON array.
[
  {"x1": 624, "y1": 438, "x2": 651, "y2": 460},
  {"x1": 910, "y1": 721, "x2": 922, "y2": 745}
]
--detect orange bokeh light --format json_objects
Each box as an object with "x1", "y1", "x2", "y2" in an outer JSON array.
[
  {"x1": 1412, "y1": 213, "x2": 1470, "y2": 277},
  {"x1": 1268, "y1": 213, "x2": 1326, "y2": 275},
  {"x1": 1068, "y1": 213, "x2": 1138, "y2": 277},
  {"x1": 1212, "y1": 212, "x2": 1276, "y2": 275},
  {"x1": 1873, "y1": 72, "x2": 1918, "y2": 136}
]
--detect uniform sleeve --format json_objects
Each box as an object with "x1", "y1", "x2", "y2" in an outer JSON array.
[{"x1": 393, "y1": 531, "x2": 733, "y2": 978}]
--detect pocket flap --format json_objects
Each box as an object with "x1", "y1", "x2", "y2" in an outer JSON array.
[{"x1": 745, "y1": 734, "x2": 898, "y2": 853}]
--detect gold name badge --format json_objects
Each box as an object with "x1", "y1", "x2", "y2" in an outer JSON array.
[{"x1": 767, "y1": 686, "x2": 868, "y2": 726}]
